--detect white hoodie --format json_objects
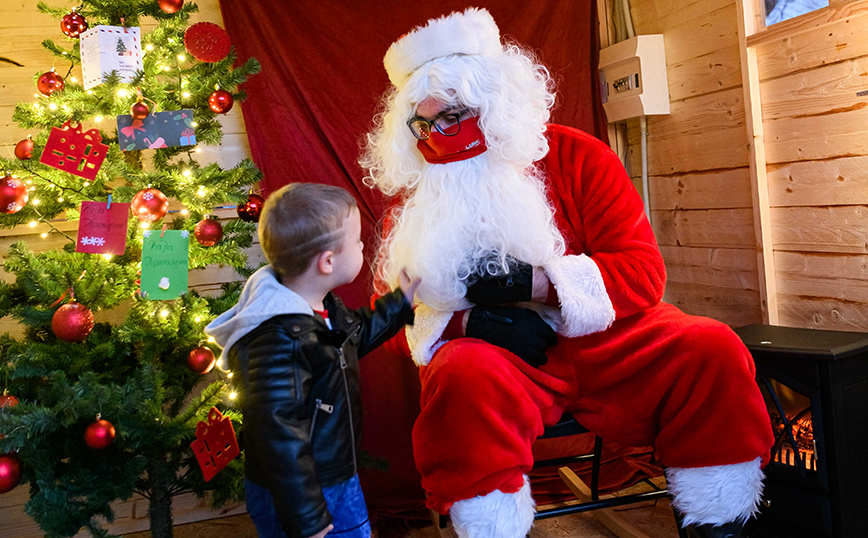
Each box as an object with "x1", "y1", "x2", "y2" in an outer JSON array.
[{"x1": 205, "y1": 265, "x2": 314, "y2": 363}]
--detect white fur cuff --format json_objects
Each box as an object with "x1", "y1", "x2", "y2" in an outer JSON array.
[
  {"x1": 666, "y1": 458, "x2": 765, "y2": 526},
  {"x1": 405, "y1": 304, "x2": 454, "y2": 366},
  {"x1": 544, "y1": 254, "x2": 616, "y2": 338},
  {"x1": 383, "y1": 8, "x2": 502, "y2": 89},
  {"x1": 450, "y1": 475, "x2": 535, "y2": 538}
]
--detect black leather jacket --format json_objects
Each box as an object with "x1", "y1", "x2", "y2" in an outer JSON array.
[{"x1": 227, "y1": 289, "x2": 413, "y2": 538}]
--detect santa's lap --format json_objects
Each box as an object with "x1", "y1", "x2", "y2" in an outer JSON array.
[{"x1": 413, "y1": 302, "x2": 773, "y2": 514}]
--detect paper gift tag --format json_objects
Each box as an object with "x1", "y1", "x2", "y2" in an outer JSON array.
[
  {"x1": 80, "y1": 25, "x2": 142, "y2": 90},
  {"x1": 141, "y1": 230, "x2": 189, "y2": 299},
  {"x1": 117, "y1": 110, "x2": 195, "y2": 151},
  {"x1": 76, "y1": 201, "x2": 130, "y2": 255}
]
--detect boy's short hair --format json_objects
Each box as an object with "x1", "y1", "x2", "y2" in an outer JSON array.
[{"x1": 258, "y1": 183, "x2": 358, "y2": 279}]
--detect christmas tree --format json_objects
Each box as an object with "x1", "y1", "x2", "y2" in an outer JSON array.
[{"x1": 0, "y1": 1, "x2": 262, "y2": 536}]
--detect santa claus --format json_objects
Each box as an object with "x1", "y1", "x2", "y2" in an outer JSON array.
[{"x1": 361, "y1": 8, "x2": 773, "y2": 538}]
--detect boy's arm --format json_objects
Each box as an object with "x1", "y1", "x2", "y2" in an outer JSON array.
[
  {"x1": 243, "y1": 334, "x2": 332, "y2": 537},
  {"x1": 355, "y1": 288, "x2": 415, "y2": 357}
]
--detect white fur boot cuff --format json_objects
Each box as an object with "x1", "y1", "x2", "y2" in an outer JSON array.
[
  {"x1": 666, "y1": 457, "x2": 765, "y2": 527},
  {"x1": 450, "y1": 475, "x2": 535, "y2": 538}
]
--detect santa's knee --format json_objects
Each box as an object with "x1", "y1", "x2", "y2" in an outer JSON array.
[
  {"x1": 422, "y1": 339, "x2": 513, "y2": 394},
  {"x1": 676, "y1": 319, "x2": 757, "y2": 390}
]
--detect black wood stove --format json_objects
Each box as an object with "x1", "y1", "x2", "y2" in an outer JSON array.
[{"x1": 733, "y1": 324, "x2": 868, "y2": 538}]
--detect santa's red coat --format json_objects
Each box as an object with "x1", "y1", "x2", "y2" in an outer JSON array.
[{"x1": 388, "y1": 125, "x2": 774, "y2": 514}]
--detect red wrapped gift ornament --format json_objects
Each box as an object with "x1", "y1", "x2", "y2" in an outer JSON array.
[
  {"x1": 190, "y1": 407, "x2": 240, "y2": 482},
  {"x1": 39, "y1": 121, "x2": 108, "y2": 181}
]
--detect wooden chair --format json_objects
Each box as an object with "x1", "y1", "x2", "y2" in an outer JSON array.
[{"x1": 431, "y1": 413, "x2": 682, "y2": 538}]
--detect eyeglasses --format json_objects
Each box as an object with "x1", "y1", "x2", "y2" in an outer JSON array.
[{"x1": 407, "y1": 108, "x2": 472, "y2": 140}]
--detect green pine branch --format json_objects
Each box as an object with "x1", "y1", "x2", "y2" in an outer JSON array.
[{"x1": 1, "y1": 1, "x2": 261, "y2": 536}]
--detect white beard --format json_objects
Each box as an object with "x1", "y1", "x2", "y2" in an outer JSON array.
[{"x1": 376, "y1": 152, "x2": 565, "y2": 311}]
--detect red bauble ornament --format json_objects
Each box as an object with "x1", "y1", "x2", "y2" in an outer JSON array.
[
  {"x1": 60, "y1": 10, "x2": 88, "y2": 38},
  {"x1": 237, "y1": 194, "x2": 264, "y2": 222},
  {"x1": 130, "y1": 100, "x2": 150, "y2": 120},
  {"x1": 158, "y1": 0, "x2": 184, "y2": 14},
  {"x1": 52, "y1": 303, "x2": 94, "y2": 342},
  {"x1": 0, "y1": 176, "x2": 28, "y2": 214},
  {"x1": 37, "y1": 70, "x2": 65, "y2": 96},
  {"x1": 131, "y1": 188, "x2": 169, "y2": 222},
  {"x1": 188, "y1": 346, "x2": 215, "y2": 374},
  {"x1": 84, "y1": 418, "x2": 116, "y2": 449},
  {"x1": 0, "y1": 393, "x2": 19, "y2": 409},
  {"x1": 184, "y1": 22, "x2": 231, "y2": 63},
  {"x1": 208, "y1": 90, "x2": 233, "y2": 114},
  {"x1": 0, "y1": 453, "x2": 22, "y2": 494},
  {"x1": 14, "y1": 137, "x2": 34, "y2": 160},
  {"x1": 194, "y1": 218, "x2": 223, "y2": 247}
]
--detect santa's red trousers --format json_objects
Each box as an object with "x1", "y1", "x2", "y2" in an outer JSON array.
[{"x1": 413, "y1": 302, "x2": 775, "y2": 514}]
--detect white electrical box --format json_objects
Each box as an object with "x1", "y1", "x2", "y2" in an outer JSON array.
[{"x1": 599, "y1": 35, "x2": 669, "y2": 122}]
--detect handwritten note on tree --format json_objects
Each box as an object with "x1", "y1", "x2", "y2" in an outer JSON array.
[
  {"x1": 76, "y1": 201, "x2": 130, "y2": 255},
  {"x1": 141, "y1": 230, "x2": 189, "y2": 299}
]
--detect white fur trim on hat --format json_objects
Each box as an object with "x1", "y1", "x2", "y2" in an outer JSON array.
[
  {"x1": 450, "y1": 475, "x2": 535, "y2": 538},
  {"x1": 543, "y1": 254, "x2": 616, "y2": 338},
  {"x1": 384, "y1": 7, "x2": 502, "y2": 89},
  {"x1": 666, "y1": 458, "x2": 765, "y2": 526}
]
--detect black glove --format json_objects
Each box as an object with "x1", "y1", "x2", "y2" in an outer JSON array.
[
  {"x1": 465, "y1": 306, "x2": 557, "y2": 367},
  {"x1": 465, "y1": 257, "x2": 533, "y2": 305}
]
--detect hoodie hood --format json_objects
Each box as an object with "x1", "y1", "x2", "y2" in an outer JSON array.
[{"x1": 205, "y1": 265, "x2": 313, "y2": 362}]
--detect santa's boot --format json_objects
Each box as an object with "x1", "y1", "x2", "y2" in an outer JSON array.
[
  {"x1": 666, "y1": 457, "x2": 763, "y2": 538},
  {"x1": 685, "y1": 521, "x2": 744, "y2": 537},
  {"x1": 449, "y1": 475, "x2": 535, "y2": 538}
]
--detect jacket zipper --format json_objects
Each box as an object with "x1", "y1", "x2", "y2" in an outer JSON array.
[
  {"x1": 338, "y1": 324, "x2": 361, "y2": 475},
  {"x1": 337, "y1": 347, "x2": 357, "y2": 474},
  {"x1": 309, "y1": 398, "x2": 333, "y2": 438}
]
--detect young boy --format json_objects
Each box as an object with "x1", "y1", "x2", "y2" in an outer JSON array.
[{"x1": 205, "y1": 183, "x2": 419, "y2": 538}]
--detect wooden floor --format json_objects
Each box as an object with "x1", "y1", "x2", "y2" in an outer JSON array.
[{"x1": 124, "y1": 481, "x2": 681, "y2": 538}]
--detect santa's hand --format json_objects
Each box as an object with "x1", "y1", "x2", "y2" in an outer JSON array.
[
  {"x1": 465, "y1": 257, "x2": 533, "y2": 305},
  {"x1": 398, "y1": 268, "x2": 421, "y2": 304},
  {"x1": 465, "y1": 305, "x2": 557, "y2": 367}
]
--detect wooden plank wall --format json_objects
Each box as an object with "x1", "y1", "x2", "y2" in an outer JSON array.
[
  {"x1": 626, "y1": 0, "x2": 764, "y2": 326},
  {"x1": 0, "y1": 0, "x2": 259, "y2": 535},
  {"x1": 756, "y1": 0, "x2": 868, "y2": 330}
]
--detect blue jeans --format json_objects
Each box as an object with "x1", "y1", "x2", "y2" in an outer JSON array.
[{"x1": 244, "y1": 475, "x2": 371, "y2": 538}]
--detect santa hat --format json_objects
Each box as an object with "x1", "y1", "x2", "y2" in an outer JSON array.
[{"x1": 384, "y1": 7, "x2": 502, "y2": 90}]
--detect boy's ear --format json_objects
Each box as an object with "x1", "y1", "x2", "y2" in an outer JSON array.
[{"x1": 316, "y1": 251, "x2": 334, "y2": 274}]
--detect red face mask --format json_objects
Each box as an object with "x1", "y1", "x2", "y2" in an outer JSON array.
[{"x1": 416, "y1": 116, "x2": 488, "y2": 164}]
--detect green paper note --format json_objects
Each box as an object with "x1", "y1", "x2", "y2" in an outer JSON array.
[{"x1": 141, "y1": 230, "x2": 189, "y2": 300}]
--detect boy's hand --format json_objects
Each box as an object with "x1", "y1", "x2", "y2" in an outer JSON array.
[
  {"x1": 399, "y1": 268, "x2": 421, "y2": 304},
  {"x1": 307, "y1": 524, "x2": 333, "y2": 538}
]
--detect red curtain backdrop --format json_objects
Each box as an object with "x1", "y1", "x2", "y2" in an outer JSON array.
[{"x1": 218, "y1": 0, "x2": 655, "y2": 525}]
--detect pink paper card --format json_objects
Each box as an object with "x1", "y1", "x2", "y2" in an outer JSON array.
[{"x1": 76, "y1": 201, "x2": 130, "y2": 255}]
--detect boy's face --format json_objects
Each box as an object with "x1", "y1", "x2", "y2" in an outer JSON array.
[{"x1": 332, "y1": 207, "x2": 365, "y2": 287}]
